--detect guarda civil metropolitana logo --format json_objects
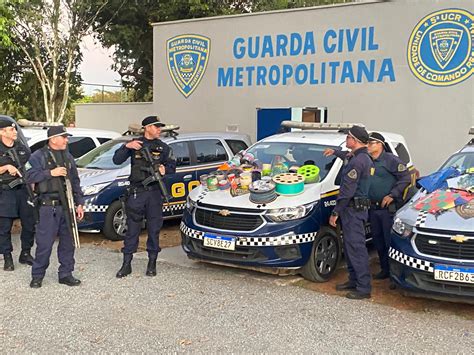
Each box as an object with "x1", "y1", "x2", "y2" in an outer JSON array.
[
  {"x1": 407, "y1": 8, "x2": 473, "y2": 86},
  {"x1": 167, "y1": 34, "x2": 211, "y2": 98}
]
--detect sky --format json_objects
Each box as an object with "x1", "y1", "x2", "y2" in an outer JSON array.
[{"x1": 79, "y1": 35, "x2": 121, "y2": 95}]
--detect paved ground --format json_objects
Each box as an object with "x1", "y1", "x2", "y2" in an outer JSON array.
[{"x1": 1, "y1": 239, "x2": 474, "y2": 352}]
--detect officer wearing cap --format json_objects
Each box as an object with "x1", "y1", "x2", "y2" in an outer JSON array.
[
  {"x1": 26, "y1": 125, "x2": 84, "y2": 288},
  {"x1": 113, "y1": 115, "x2": 176, "y2": 278},
  {"x1": 0, "y1": 120, "x2": 35, "y2": 271},
  {"x1": 324, "y1": 125, "x2": 373, "y2": 299},
  {"x1": 367, "y1": 132, "x2": 411, "y2": 280}
]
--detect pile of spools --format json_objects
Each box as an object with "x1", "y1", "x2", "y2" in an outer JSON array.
[{"x1": 201, "y1": 151, "x2": 321, "y2": 204}]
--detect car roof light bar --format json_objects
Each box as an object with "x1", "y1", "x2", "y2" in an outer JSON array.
[
  {"x1": 280, "y1": 120, "x2": 364, "y2": 131},
  {"x1": 124, "y1": 123, "x2": 180, "y2": 138},
  {"x1": 469, "y1": 126, "x2": 474, "y2": 135},
  {"x1": 17, "y1": 119, "x2": 62, "y2": 128}
]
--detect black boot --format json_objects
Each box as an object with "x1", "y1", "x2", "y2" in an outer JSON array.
[
  {"x1": 3, "y1": 253, "x2": 14, "y2": 271},
  {"x1": 116, "y1": 254, "x2": 133, "y2": 278},
  {"x1": 146, "y1": 257, "x2": 157, "y2": 277},
  {"x1": 30, "y1": 277, "x2": 43, "y2": 288},
  {"x1": 19, "y1": 250, "x2": 34, "y2": 266}
]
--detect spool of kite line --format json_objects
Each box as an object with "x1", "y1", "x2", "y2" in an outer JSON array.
[
  {"x1": 218, "y1": 179, "x2": 230, "y2": 190},
  {"x1": 249, "y1": 179, "x2": 277, "y2": 204},
  {"x1": 239, "y1": 172, "x2": 252, "y2": 189},
  {"x1": 272, "y1": 173, "x2": 305, "y2": 196},
  {"x1": 297, "y1": 165, "x2": 320, "y2": 184},
  {"x1": 206, "y1": 175, "x2": 219, "y2": 191}
]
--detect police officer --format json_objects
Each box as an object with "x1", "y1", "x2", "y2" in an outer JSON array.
[
  {"x1": 113, "y1": 116, "x2": 176, "y2": 278},
  {"x1": 367, "y1": 132, "x2": 411, "y2": 280},
  {"x1": 0, "y1": 121, "x2": 35, "y2": 271},
  {"x1": 324, "y1": 126, "x2": 373, "y2": 300},
  {"x1": 26, "y1": 125, "x2": 84, "y2": 288}
]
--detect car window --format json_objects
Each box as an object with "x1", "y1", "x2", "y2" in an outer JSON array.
[
  {"x1": 169, "y1": 141, "x2": 191, "y2": 167},
  {"x1": 225, "y1": 139, "x2": 248, "y2": 155},
  {"x1": 30, "y1": 140, "x2": 48, "y2": 153},
  {"x1": 98, "y1": 137, "x2": 111, "y2": 144},
  {"x1": 194, "y1": 139, "x2": 228, "y2": 164},
  {"x1": 393, "y1": 142, "x2": 410, "y2": 165},
  {"x1": 68, "y1": 137, "x2": 96, "y2": 158},
  {"x1": 441, "y1": 152, "x2": 474, "y2": 172},
  {"x1": 76, "y1": 139, "x2": 129, "y2": 170}
]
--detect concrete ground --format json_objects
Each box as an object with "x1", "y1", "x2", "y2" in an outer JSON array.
[{"x1": 1, "y1": 236, "x2": 474, "y2": 353}]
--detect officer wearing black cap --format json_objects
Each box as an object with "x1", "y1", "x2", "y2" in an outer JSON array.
[
  {"x1": 324, "y1": 125, "x2": 373, "y2": 299},
  {"x1": 26, "y1": 125, "x2": 84, "y2": 288},
  {"x1": 113, "y1": 115, "x2": 176, "y2": 278},
  {"x1": 0, "y1": 120, "x2": 35, "y2": 271},
  {"x1": 367, "y1": 132, "x2": 411, "y2": 280}
]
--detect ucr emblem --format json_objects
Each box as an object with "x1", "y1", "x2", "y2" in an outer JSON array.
[
  {"x1": 167, "y1": 34, "x2": 211, "y2": 98},
  {"x1": 407, "y1": 9, "x2": 473, "y2": 87}
]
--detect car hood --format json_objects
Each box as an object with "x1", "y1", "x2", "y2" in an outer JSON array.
[
  {"x1": 396, "y1": 191, "x2": 474, "y2": 233},
  {"x1": 189, "y1": 183, "x2": 322, "y2": 210},
  {"x1": 78, "y1": 168, "x2": 123, "y2": 187}
]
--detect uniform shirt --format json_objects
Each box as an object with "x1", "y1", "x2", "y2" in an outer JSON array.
[
  {"x1": 333, "y1": 147, "x2": 373, "y2": 214},
  {"x1": 368, "y1": 151, "x2": 411, "y2": 203},
  {"x1": 113, "y1": 136, "x2": 176, "y2": 186},
  {"x1": 26, "y1": 147, "x2": 85, "y2": 206},
  {"x1": 0, "y1": 140, "x2": 31, "y2": 185}
]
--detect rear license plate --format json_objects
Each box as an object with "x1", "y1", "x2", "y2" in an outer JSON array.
[
  {"x1": 434, "y1": 264, "x2": 474, "y2": 284},
  {"x1": 203, "y1": 233, "x2": 236, "y2": 251}
]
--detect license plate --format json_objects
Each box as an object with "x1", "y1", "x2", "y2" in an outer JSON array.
[
  {"x1": 434, "y1": 264, "x2": 474, "y2": 284},
  {"x1": 203, "y1": 233, "x2": 236, "y2": 251}
]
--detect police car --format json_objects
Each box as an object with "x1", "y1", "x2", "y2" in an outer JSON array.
[
  {"x1": 76, "y1": 126, "x2": 251, "y2": 240},
  {"x1": 181, "y1": 122, "x2": 417, "y2": 282},
  {"x1": 18, "y1": 119, "x2": 120, "y2": 158},
  {"x1": 389, "y1": 127, "x2": 474, "y2": 303}
]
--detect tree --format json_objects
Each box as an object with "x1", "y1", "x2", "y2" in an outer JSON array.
[
  {"x1": 5, "y1": 0, "x2": 115, "y2": 123},
  {"x1": 93, "y1": 0, "x2": 347, "y2": 102}
]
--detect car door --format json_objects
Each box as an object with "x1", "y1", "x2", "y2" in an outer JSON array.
[{"x1": 162, "y1": 140, "x2": 195, "y2": 217}]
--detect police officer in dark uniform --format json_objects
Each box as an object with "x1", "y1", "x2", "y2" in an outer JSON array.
[
  {"x1": 0, "y1": 121, "x2": 35, "y2": 271},
  {"x1": 113, "y1": 116, "x2": 176, "y2": 278},
  {"x1": 26, "y1": 125, "x2": 84, "y2": 288},
  {"x1": 367, "y1": 132, "x2": 411, "y2": 280},
  {"x1": 324, "y1": 125, "x2": 373, "y2": 299}
]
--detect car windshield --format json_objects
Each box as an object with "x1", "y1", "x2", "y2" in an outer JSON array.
[
  {"x1": 245, "y1": 142, "x2": 339, "y2": 181},
  {"x1": 76, "y1": 139, "x2": 129, "y2": 170},
  {"x1": 440, "y1": 151, "x2": 474, "y2": 172}
]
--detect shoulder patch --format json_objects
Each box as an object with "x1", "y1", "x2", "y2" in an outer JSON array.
[
  {"x1": 348, "y1": 169, "x2": 358, "y2": 180},
  {"x1": 398, "y1": 163, "x2": 407, "y2": 172}
]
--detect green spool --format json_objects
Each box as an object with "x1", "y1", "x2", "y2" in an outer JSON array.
[
  {"x1": 272, "y1": 173, "x2": 305, "y2": 195},
  {"x1": 297, "y1": 165, "x2": 320, "y2": 184}
]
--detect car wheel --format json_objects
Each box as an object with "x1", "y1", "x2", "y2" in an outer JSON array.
[
  {"x1": 301, "y1": 226, "x2": 341, "y2": 282},
  {"x1": 103, "y1": 200, "x2": 127, "y2": 241}
]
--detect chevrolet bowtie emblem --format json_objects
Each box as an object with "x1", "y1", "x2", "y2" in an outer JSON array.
[
  {"x1": 218, "y1": 209, "x2": 231, "y2": 216},
  {"x1": 451, "y1": 235, "x2": 468, "y2": 243}
]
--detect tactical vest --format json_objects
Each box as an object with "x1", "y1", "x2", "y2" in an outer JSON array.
[
  {"x1": 35, "y1": 147, "x2": 66, "y2": 195},
  {"x1": 0, "y1": 142, "x2": 28, "y2": 185},
  {"x1": 130, "y1": 139, "x2": 167, "y2": 184}
]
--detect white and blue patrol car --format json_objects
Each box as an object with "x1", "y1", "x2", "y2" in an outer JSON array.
[
  {"x1": 77, "y1": 127, "x2": 251, "y2": 240},
  {"x1": 181, "y1": 122, "x2": 416, "y2": 282},
  {"x1": 390, "y1": 128, "x2": 474, "y2": 303}
]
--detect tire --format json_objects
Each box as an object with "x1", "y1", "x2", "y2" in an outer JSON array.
[
  {"x1": 103, "y1": 200, "x2": 127, "y2": 241},
  {"x1": 301, "y1": 226, "x2": 342, "y2": 282}
]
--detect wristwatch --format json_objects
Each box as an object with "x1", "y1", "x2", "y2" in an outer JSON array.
[{"x1": 331, "y1": 211, "x2": 339, "y2": 217}]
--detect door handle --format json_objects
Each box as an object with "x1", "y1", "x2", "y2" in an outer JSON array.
[{"x1": 183, "y1": 174, "x2": 193, "y2": 181}]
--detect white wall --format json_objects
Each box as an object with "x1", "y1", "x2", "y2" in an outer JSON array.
[
  {"x1": 152, "y1": 0, "x2": 473, "y2": 174},
  {"x1": 75, "y1": 102, "x2": 154, "y2": 133}
]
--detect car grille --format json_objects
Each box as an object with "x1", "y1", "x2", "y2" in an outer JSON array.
[
  {"x1": 414, "y1": 233, "x2": 474, "y2": 261},
  {"x1": 194, "y1": 208, "x2": 263, "y2": 231}
]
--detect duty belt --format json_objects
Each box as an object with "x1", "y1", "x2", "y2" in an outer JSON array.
[
  {"x1": 0, "y1": 183, "x2": 22, "y2": 190},
  {"x1": 39, "y1": 199, "x2": 62, "y2": 206}
]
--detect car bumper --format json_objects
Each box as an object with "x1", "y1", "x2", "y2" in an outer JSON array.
[
  {"x1": 180, "y1": 209, "x2": 318, "y2": 268},
  {"x1": 389, "y1": 234, "x2": 474, "y2": 303}
]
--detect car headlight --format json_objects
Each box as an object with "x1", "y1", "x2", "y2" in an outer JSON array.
[
  {"x1": 186, "y1": 195, "x2": 197, "y2": 211},
  {"x1": 392, "y1": 217, "x2": 413, "y2": 238},
  {"x1": 265, "y1": 202, "x2": 317, "y2": 222},
  {"x1": 81, "y1": 182, "x2": 110, "y2": 196}
]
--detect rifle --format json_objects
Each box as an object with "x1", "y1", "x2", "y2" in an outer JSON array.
[
  {"x1": 140, "y1": 145, "x2": 173, "y2": 214},
  {"x1": 48, "y1": 149, "x2": 80, "y2": 248},
  {"x1": 6, "y1": 147, "x2": 37, "y2": 208}
]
